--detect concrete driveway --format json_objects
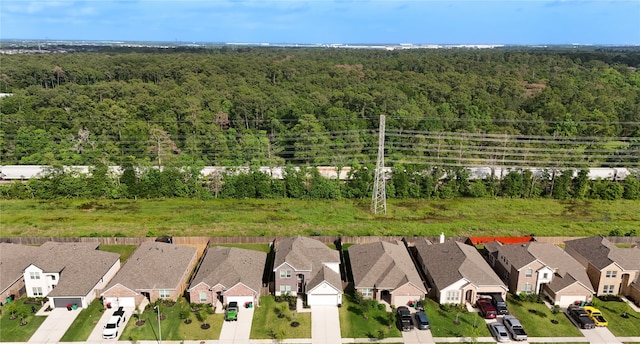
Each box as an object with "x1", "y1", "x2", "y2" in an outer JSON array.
[
  {"x1": 219, "y1": 306, "x2": 255, "y2": 344},
  {"x1": 401, "y1": 328, "x2": 434, "y2": 343},
  {"x1": 580, "y1": 327, "x2": 621, "y2": 344},
  {"x1": 86, "y1": 306, "x2": 135, "y2": 342},
  {"x1": 311, "y1": 305, "x2": 341, "y2": 344},
  {"x1": 28, "y1": 307, "x2": 81, "y2": 343}
]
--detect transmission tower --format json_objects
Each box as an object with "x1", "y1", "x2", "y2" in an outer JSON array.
[{"x1": 372, "y1": 115, "x2": 387, "y2": 214}]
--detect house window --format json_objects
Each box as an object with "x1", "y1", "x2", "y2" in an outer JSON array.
[
  {"x1": 612, "y1": 271, "x2": 618, "y2": 278},
  {"x1": 50, "y1": 275, "x2": 56, "y2": 281},
  {"x1": 361, "y1": 288, "x2": 373, "y2": 297},
  {"x1": 525, "y1": 269, "x2": 533, "y2": 278},
  {"x1": 159, "y1": 290, "x2": 170, "y2": 298},
  {"x1": 199, "y1": 292, "x2": 207, "y2": 302},
  {"x1": 543, "y1": 273, "x2": 548, "y2": 279},
  {"x1": 280, "y1": 270, "x2": 292, "y2": 279},
  {"x1": 445, "y1": 291, "x2": 460, "y2": 303},
  {"x1": 32, "y1": 287, "x2": 43, "y2": 296},
  {"x1": 603, "y1": 285, "x2": 615, "y2": 294},
  {"x1": 279, "y1": 285, "x2": 292, "y2": 293},
  {"x1": 30, "y1": 272, "x2": 40, "y2": 280},
  {"x1": 522, "y1": 283, "x2": 533, "y2": 294}
]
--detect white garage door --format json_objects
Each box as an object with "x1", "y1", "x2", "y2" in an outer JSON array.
[
  {"x1": 558, "y1": 295, "x2": 586, "y2": 307},
  {"x1": 393, "y1": 295, "x2": 418, "y2": 308},
  {"x1": 226, "y1": 296, "x2": 254, "y2": 307},
  {"x1": 105, "y1": 297, "x2": 136, "y2": 308},
  {"x1": 307, "y1": 294, "x2": 338, "y2": 306}
]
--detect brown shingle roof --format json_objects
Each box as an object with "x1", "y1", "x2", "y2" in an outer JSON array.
[
  {"x1": 105, "y1": 242, "x2": 196, "y2": 291},
  {"x1": 0, "y1": 243, "x2": 40, "y2": 294},
  {"x1": 348, "y1": 241, "x2": 426, "y2": 292},
  {"x1": 188, "y1": 246, "x2": 266, "y2": 293},
  {"x1": 274, "y1": 236, "x2": 339, "y2": 272},
  {"x1": 308, "y1": 265, "x2": 342, "y2": 292},
  {"x1": 565, "y1": 236, "x2": 640, "y2": 271},
  {"x1": 415, "y1": 239, "x2": 505, "y2": 291}
]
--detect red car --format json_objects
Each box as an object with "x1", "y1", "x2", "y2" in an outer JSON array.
[{"x1": 476, "y1": 298, "x2": 497, "y2": 319}]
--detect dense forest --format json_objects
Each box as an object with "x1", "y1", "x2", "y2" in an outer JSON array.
[{"x1": 0, "y1": 46, "x2": 639, "y2": 201}]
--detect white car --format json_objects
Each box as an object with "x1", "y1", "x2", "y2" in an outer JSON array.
[
  {"x1": 488, "y1": 322, "x2": 511, "y2": 343},
  {"x1": 102, "y1": 307, "x2": 125, "y2": 339}
]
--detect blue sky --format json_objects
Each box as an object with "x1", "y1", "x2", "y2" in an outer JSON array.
[{"x1": 1, "y1": 0, "x2": 639, "y2": 45}]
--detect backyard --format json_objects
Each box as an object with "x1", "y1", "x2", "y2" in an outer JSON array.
[
  {"x1": 120, "y1": 298, "x2": 223, "y2": 341},
  {"x1": 338, "y1": 293, "x2": 401, "y2": 339},
  {"x1": 0, "y1": 298, "x2": 47, "y2": 342},
  {"x1": 250, "y1": 295, "x2": 311, "y2": 339}
]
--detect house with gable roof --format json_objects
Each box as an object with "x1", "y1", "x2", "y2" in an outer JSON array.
[
  {"x1": 22, "y1": 242, "x2": 120, "y2": 308},
  {"x1": 187, "y1": 246, "x2": 266, "y2": 308},
  {"x1": 273, "y1": 236, "x2": 343, "y2": 306},
  {"x1": 348, "y1": 240, "x2": 427, "y2": 307},
  {"x1": 101, "y1": 241, "x2": 197, "y2": 308},
  {"x1": 564, "y1": 236, "x2": 640, "y2": 297},
  {"x1": 485, "y1": 241, "x2": 594, "y2": 306},
  {"x1": 414, "y1": 239, "x2": 507, "y2": 305},
  {"x1": 0, "y1": 243, "x2": 41, "y2": 301}
]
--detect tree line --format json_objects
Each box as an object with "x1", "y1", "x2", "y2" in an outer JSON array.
[
  {"x1": 1, "y1": 47, "x2": 639, "y2": 168},
  {"x1": 0, "y1": 164, "x2": 638, "y2": 200}
]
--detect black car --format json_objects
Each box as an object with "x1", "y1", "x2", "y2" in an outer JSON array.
[{"x1": 396, "y1": 306, "x2": 413, "y2": 331}]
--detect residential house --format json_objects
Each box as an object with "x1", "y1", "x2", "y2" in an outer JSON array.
[
  {"x1": 414, "y1": 239, "x2": 507, "y2": 305},
  {"x1": 187, "y1": 246, "x2": 266, "y2": 308},
  {"x1": 0, "y1": 243, "x2": 41, "y2": 301},
  {"x1": 273, "y1": 236, "x2": 342, "y2": 306},
  {"x1": 22, "y1": 242, "x2": 120, "y2": 308},
  {"x1": 485, "y1": 241, "x2": 594, "y2": 306},
  {"x1": 565, "y1": 236, "x2": 640, "y2": 297},
  {"x1": 101, "y1": 242, "x2": 198, "y2": 308},
  {"x1": 348, "y1": 240, "x2": 427, "y2": 307}
]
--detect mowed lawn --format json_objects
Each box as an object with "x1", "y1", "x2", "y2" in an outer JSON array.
[
  {"x1": 250, "y1": 296, "x2": 311, "y2": 339},
  {"x1": 506, "y1": 295, "x2": 582, "y2": 337},
  {"x1": 593, "y1": 298, "x2": 640, "y2": 337},
  {"x1": 1, "y1": 198, "x2": 638, "y2": 237},
  {"x1": 59, "y1": 299, "x2": 104, "y2": 342},
  {"x1": 0, "y1": 298, "x2": 46, "y2": 342}
]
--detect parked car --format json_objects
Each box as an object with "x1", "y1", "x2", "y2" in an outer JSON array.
[
  {"x1": 476, "y1": 298, "x2": 497, "y2": 319},
  {"x1": 102, "y1": 307, "x2": 126, "y2": 339},
  {"x1": 488, "y1": 322, "x2": 511, "y2": 343},
  {"x1": 567, "y1": 304, "x2": 595, "y2": 329},
  {"x1": 491, "y1": 294, "x2": 509, "y2": 315},
  {"x1": 502, "y1": 315, "x2": 527, "y2": 341},
  {"x1": 583, "y1": 306, "x2": 608, "y2": 327},
  {"x1": 396, "y1": 306, "x2": 413, "y2": 331},
  {"x1": 225, "y1": 301, "x2": 238, "y2": 321},
  {"x1": 414, "y1": 310, "x2": 430, "y2": 330}
]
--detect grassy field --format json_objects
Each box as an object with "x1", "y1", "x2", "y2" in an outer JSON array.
[
  {"x1": 98, "y1": 244, "x2": 138, "y2": 262},
  {"x1": 1, "y1": 198, "x2": 638, "y2": 238}
]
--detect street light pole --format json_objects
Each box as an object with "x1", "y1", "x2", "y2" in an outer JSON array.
[{"x1": 154, "y1": 305, "x2": 162, "y2": 344}]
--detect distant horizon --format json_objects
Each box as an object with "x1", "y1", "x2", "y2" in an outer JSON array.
[{"x1": 1, "y1": 1, "x2": 638, "y2": 46}]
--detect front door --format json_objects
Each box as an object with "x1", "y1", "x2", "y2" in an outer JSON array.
[{"x1": 297, "y1": 274, "x2": 305, "y2": 293}]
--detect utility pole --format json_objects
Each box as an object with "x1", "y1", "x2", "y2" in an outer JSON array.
[{"x1": 372, "y1": 115, "x2": 387, "y2": 214}]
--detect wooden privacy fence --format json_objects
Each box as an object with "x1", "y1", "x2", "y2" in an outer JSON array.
[{"x1": 1, "y1": 235, "x2": 638, "y2": 246}]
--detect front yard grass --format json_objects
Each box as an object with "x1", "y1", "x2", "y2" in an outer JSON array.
[
  {"x1": 98, "y1": 244, "x2": 138, "y2": 263},
  {"x1": 339, "y1": 294, "x2": 401, "y2": 339},
  {"x1": 423, "y1": 298, "x2": 490, "y2": 338},
  {"x1": 250, "y1": 296, "x2": 310, "y2": 339},
  {"x1": 506, "y1": 295, "x2": 582, "y2": 337},
  {"x1": 120, "y1": 298, "x2": 223, "y2": 341},
  {"x1": 59, "y1": 299, "x2": 105, "y2": 341},
  {"x1": 0, "y1": 298, "x2": 46, "y2": 342},
  {"x1": 593, "y1": 297, "x2": 640, "y2": 337}
]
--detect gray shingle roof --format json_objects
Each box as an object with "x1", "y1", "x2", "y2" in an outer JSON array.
[
  {"x1": 348, "y1": 241, "x2": 426, "y2": 292},
  {"x1": 188, "y1": 246, "x2": 266, "y2": 293},
  {"x1": 497, "y1": 242, "x2": 594, "y2": 293},
  {"x1": 565, "y1": 236, "x2": 640, "y2": 271},
  {"x1": 415, "y1": 239, "x2": 505, "y2": 291},
  {"x1": 105, "y1": 242, "x2": 196, "y2": 291},
  {"x1": 0, "y1": 243, "x2": 40, "y2": 294},
  {"x1": 274, "y1": 236, "x2": 341, "y2": 292},
  {"x1": 27, "y1": 242, "x2": 120, "y2": 297},
  {"x1": 308, "y1": 265, "x2": 342, "y2": 291}
]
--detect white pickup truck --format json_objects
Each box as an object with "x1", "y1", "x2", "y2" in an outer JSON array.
[{"x1": 102, "y1": 307, "x2": 126, "y2": 339}]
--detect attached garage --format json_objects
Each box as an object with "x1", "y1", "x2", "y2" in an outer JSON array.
[
  {"x1": 392, "y1": 295, "x2": 418, "y2": 308},
  {"x1": 225, "y1": 295, "x2": 254, "y2": 307},
  {"x1": 52, "y1": 297, "x2": 83, "y2": 308},
  {"x1": 104, "y1": 297, "x2": 136, "y2": 308},
  {"x1": 307, "y1": 294, "x2": 340, "y2": 306},
  {"x1": 558, "y1": 295, "x2": 588, "y2": 307}
]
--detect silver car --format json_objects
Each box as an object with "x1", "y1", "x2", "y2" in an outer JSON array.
[{"x1": 488, "y1": 322, "x2": 511, "y2": 343}]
